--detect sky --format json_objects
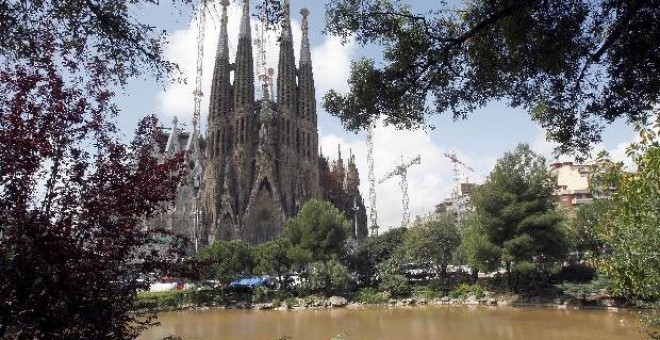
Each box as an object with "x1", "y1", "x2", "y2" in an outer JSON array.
[{"x1": 115, "y1": 0, "x2": 637, "y2": 231}]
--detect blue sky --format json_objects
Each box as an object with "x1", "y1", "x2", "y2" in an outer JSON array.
[{"x1": 115, "y1": 0, "x2": 637, "y2": 230}]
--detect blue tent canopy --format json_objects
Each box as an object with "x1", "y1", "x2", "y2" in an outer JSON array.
[{"x1": 228, "y1": 276, "x2": 271, "y2": 289}]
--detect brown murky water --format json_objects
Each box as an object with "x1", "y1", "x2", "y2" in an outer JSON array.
[{"x1": 140, "y1": 306, "x2": 641, "y2": 340}]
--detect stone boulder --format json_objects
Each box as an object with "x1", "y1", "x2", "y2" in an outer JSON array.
[{"x1": 328, "y1": 296, "x2": 348, "y2": 307}]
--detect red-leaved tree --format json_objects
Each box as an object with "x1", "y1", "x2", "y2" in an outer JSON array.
[{"x1": 0, "y1": 27, "x2": 185, "y2": 340}]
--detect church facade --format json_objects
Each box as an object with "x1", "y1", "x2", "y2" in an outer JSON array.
[{"x1": 155, "y1": 1, "x2": 367, "y2": 248}]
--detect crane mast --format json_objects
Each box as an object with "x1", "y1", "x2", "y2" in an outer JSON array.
[
  {"x1": 192, "y1": 0, "x2": 213, "y2": 135},
  {"x1": 366, "y1": 124, "x2": 378, "y2": 236},
  {"x1": 444, "y1": 152, "x2": 475, "y2": 224}
]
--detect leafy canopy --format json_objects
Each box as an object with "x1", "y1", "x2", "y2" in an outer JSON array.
[
  {"x1": 284, "y1": 199, "x2": 350, "y2": 263},
  {"x1": 196, "y1": 240, "x2": 255, "y2": 284},
  {"x1": 471, "y1": 144, "x2": 566, "y2": 269},
  {"x1": 344, "y1": 227, "x2": 407, "y2": 283},
  {"x1": 323, "y1": 0, "x2": 660, "y2": 154},
  {"x1": 401, "y1": 217, "x2": 461, "y2": 276},
  {"x1": 597, "y1": 116, "x2": 660, "y2": 300},
  {"x1": 254, "y1": 238, "x2": 292, "y2": 279}
]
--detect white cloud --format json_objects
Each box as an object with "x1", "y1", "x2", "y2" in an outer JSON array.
[
  {"x1": 157, "y1": 4, "x2": 354, "y2": 130},
  {"x1": 320, "y1": 122, "x2": 457, "y2": 232},
  {"x1": 311, "y1": 36, "x2": 355, "y2": 100},
  {"x1": 531, "y1": 128, "x2": 637, "y2": 169}
]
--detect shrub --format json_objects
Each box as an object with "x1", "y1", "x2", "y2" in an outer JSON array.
[
  {"x1": 252, "y1": 286, "x2": 270, "y2": 304},
  {"x1": 556, "y1": 264, "x2": 596, "y2": 283},
  {"x1": 377, "y1": 259, "x2": 411, "y2": 297},
  {"x1": 135, "y1": 289, "x2": 228, "y2": 309},
  {"x1": 556, "y1": 276, "x2": 611, "y2": 298},
  {"x1": 307, "y1": 260, "x2": 352, "y2": 294},
  {"x1": 355, "y1": 288, "x2": 389, "y2": 304},
  {"x1": 450, "y1": 284, "x2": 485, "y2": 299},
  {"x1": 413, "y1": 289, "x2": 443, "y2": 300}
]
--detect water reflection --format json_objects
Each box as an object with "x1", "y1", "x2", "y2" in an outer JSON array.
[{"x1": 140, "y1": 306, "x2": 640, "y2": 340}]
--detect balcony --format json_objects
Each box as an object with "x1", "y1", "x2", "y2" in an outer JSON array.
[{"x1": 572, "y1": 197, "x2": 594, "y2": 205}]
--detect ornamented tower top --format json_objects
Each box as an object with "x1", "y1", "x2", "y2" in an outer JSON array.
[
  {"x1": 234, "y1": 0, "x2": 254, "y2": 111},
  {"x1": 277, "y1": 0, "x2": 297, "y2": 117}
]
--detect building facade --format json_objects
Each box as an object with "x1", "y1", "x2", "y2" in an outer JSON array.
[
  {"x1": 550, "y1": 162, "x2": 596, "y2": 209},
  {"x1": 155, "y1": 1, "x2": 366, "y2": 248}
]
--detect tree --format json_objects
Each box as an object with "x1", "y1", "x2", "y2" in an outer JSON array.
[
  {"x1": 471, "y1": 144, "x2": 567, "y2": 277},
  {"x1": 565, "y1": 198, "x2": 614, "y2": 265},
  {"x1": 322, "y1": 0, "x2": 660, "y2": 154},
  {"x1": 0, "y1": 63, "x2": 185, "y2": 337},
  {"x1": 596, "y1": 116, "x2": 660, "y2": 300},
  {"x1": 0, "y1": 1, "x2": 192, "y2": 337},
  {"x1": 344, "y1": 227, "x2": 408, "y2": 284},
  {"x1": 254, "y1": 238, "x2": 292, "y2": 288},
  {"x1": 283, "y1": 199, "x2": 350, "y2": 263},
  {"x1": 401, "y1": 217, "x2": 460, "y2": 277},
  {"x1": 196, "y1": 240, "x2": 254, "y2": 285},
  {"x1": 458, "y1": 213, "x2": 502, "y2": 279},
  {"x1": 307, "y1": 260, "x2": 352, "y2": 294},
  {"x1": 0, "y1": 0, "x2": 183, "y2": 84}
]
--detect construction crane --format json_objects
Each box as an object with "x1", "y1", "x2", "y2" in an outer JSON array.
[
  {"x1": 192, "y1": 0, "x2": 213, "y2": 135},
  {"x1": 366, "y1": 124, "x2": 379, "y2": 236},
  {"x1": 444, "y1": 152, "x2": 474, "y2": 195},
  {"x1": 379, "y1": 155, "x2": 421, "y2": 226},
  {"x1": 443, "y1": 152, "x2": 475, "y2": 224}
]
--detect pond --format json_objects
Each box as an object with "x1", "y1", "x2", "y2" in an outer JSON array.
[{"x1": 140, "y1": 306, "x2": 642, "y2": 339}]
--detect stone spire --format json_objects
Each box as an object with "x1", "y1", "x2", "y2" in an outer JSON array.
[
  {"x1": 277, "y1": 0, "x2": 297, "y2": 116},
  {"x1": 165, "y1": 116, "x2": 180, "y2": 156},
  {"x1": 208, "y1": 0, "x2": 232, "y2": 124},
  {"x1": 298, "y1": 7, "x2": 316, "y2": 122},
  {"x1": 336, "y1": 144, "x2": 345, "y2": 186},
  {"x1": 233, "y1": 0, "x2": 254, "y2": 110}
]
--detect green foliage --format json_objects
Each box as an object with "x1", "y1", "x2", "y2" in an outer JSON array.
[
  {"x1": 556, "y1": 264, "x2": 596, "y2": 283},
  {"x1": 450, "y1": 284, "x2": 485, "y2": 299},
  {"x1": 196, "y1": 240, "x2": 254, "y2": 284},
  {"x1": 597, "y1": 117, "x2": 660, "y2": 300},
  {"x1": 135, "y1": 289, "x2": 227, "y2": 310},
  {"x1": 412, "y1": 288, "x2": 443, "y2": 301},
  {"x1": 284, "y1": 199, "x2": 350, "y2": 263},
  {"x1": 471, "y1": 144, "x2": 567, "y2": 273},
  {"x1": 401, "y1": 217, "x2": 461, "y2": 277},
  {"x1": 254, "y1": 238, "x2": 292, "y2": 285},
  {"x1": 323, "y1": 0, "x2": 660, "y2": 153},
  {"x1": 307, "y1": 260, "x2": 352, "y2": 294},
  {"x1": 355, "y1": 287, "x2": 390, "y2": 304},
  {"x1": 556, "y1": 277, "x2": 611, "y2": 298},
  {"x1": 344, "y1": 227, "x2": 408, "y2": 284},
  {"x1": 377, "y1": 259, "x2": 411, "y2": 297},
  {"x1": 459, "y1": 213, "x2": 502, "y2": 274},
  {"x1": 252, "y1": 286, "x2": 270, "y2": 304},
  {"x1": 565, "y1": 199, "x2": 614, "y2": 263}
]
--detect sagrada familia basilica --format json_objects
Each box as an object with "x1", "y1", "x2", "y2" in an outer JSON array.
[{"x1": 153, "y1": 1, "x2": 367, "y2": 250}]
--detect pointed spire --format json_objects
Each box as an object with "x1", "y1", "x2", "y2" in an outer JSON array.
[
  {"x1": 234, "y1": 0, "x2": 254, "y2": 111},
  {"x1": 298, "y1": 7, "x2": 316, "y2": 122},
  {"x1": 239, "y1": 0, "x2": 250, "y2": 37},
  {"x1": 210, "y1": 0, "x2": 233, "y2": 154},
  {"x1": 281, "y1": 0, "x2": 293, "y2": 42},
  {"x1": 299, "y1": 8, "x2": 311, "y2": 65},
  {"x1": 218, "y1": 0, "x2": 230, "y2": 59},
  {"x1": 277, "y1": 0, "x2": 297, "y2": 117},
  {"x1": 165, "y1": 116, "x2": 180, "y2": 155}
]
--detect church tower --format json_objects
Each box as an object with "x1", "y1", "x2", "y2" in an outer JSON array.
[
  {"x1": 153, "y1": 1, "x2": 367, "y2": 249},
  {"x1": 201, "y1": 0, "x2": 321, "y2": 245}
]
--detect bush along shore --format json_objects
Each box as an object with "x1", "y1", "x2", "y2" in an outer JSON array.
[{"x1": 135, "y1": 282, "x2": 639, "y2": 314}]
